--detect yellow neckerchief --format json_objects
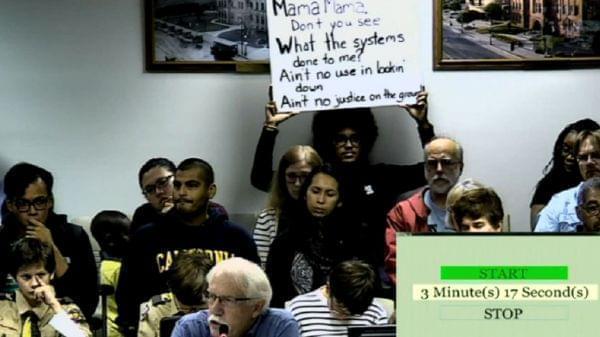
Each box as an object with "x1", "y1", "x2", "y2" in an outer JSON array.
[{"x1": 15, "y1": 291, "x2": 52, "y2": 328}]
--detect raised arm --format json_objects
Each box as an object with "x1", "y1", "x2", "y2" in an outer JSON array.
[
  {"x1": 250, "y1": 86, "x2": 298, "y2": 191},
  {"x1": 399, "y1": 85, "x2": 434, "y2": 147}
]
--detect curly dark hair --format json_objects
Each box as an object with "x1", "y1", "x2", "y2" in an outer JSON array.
[
  {"x1": 311, "y1": 108, "x2": 378, "y2": 163},
  {"x1": 535, "y1": 119, "x2": 600, "y2": 192},
  {"x1": 544, "y1": 119, "x2": 599, "y2": 176}
]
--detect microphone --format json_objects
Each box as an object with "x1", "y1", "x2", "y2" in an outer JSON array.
[{"x1": 218, "y1": 324, "x2": 229, "y2": 337}]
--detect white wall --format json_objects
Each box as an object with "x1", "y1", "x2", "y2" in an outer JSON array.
[{"x1": 0, "y1": 0, "x2": 598, "y2": 231}]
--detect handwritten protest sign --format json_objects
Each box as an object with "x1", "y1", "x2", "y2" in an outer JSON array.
[{"x1": 267, "y1": 0, "x2": 422, "y2": 112}]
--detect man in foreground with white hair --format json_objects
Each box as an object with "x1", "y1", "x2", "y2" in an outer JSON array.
[{"x1": 172, "y1": 257, "x2": 300, "y2": 337}]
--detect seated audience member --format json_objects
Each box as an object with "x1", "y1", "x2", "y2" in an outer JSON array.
[
  {"x1": 446, "y1": 181, "x2": 504, "y2": 233},
  {"x1": 0, "y1": 163, "x2": 98, "y2": 319},
  {"x1": 536, "y1": 130, "x2": 600, "y2": 232},
  {"x1": 131, "y1": 158, "x2": 228, "y2": 233},
  {"x1": 288, "y1": 260, "x2": 389, "y2": 337},
  {"x1": 252, "y1": 87, "x2": 433, "y2": 268},
  {"x1": 0, "y1": 238, "x2": 92, "y2": 337},
  {"x1": 116, "y1": 158, "x2": 259, "y2": 335},
  {"x1": 575, "y1": 177, "x2": 600, "y2": 232},
  {"x1": 138, "y1": 252, "x2": 212, "y2": 337},
  {"x1": 171, "y1": 257, "x2": 300, "y2": 337},
  {"x1": 266, "y1": 164, "x2": 352, "y2": 307},
  {"x1": 253, "y1": 146, "x2": 322, "y2": 269},
  {"x1": 90, "y1": 210, "x2": 131, "y2": 337},
  {"x1": 384, "y1": 137, "x2": 463, "y2": 284},
  {"x1": 530, "y1": 119, "x2": 599, "y2": 229}
]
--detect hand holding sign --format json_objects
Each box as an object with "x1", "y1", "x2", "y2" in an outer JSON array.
[{"x1": 264, "y1": 85, "x2": 299, "y2": 129}]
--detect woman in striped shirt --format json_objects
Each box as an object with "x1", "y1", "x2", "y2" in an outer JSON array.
[{"x1": 252, "y1": 145, "x2": 322, "y2": 269}]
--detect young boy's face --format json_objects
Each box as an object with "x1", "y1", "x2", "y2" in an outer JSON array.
[
  {"x1": 458, "y1": 216, "x2": 501, "y2": 233},
  {"x1": 15, "y1": 263, "x2": 52, "y2": 305}
]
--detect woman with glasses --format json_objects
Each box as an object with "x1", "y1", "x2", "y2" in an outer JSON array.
[
  {"x1": 252, "y1": 145, "x2": 322, "y2": 269},
  {"x1": 266, "y1": 164, "x2": 353, "y2": 308},
  {"x1": 530, "y1": 119, "x2": 599, "y2": 229}
]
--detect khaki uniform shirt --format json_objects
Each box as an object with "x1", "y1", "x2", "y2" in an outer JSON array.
[
  {"x1": 0, "y1": 291, "x2": 92, "y2": 337},
  {"x1": 137, "y1": 293, "x2": 179, "y2": 337}
]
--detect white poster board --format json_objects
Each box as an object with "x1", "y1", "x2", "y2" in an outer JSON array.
[{"x1": 267, "y1": 0, "x2": 422, "y2": 112}]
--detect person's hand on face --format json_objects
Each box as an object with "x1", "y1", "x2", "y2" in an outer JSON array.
[
  {"x1": 32, "y1": 276, "x2": 61, "y2": 312},
  {"x1": 160, "y1": 201, "x2": 175, "y2": 214},
  {"x1": 26, "y1": 218, "x2": 54, "y2": 246}
]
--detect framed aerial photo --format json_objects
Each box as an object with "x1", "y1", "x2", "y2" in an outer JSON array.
[
  {"x1": 434, "y1": 0, "x2": 600, "y2": 70},
  {"x1": 144, "y1": 0, "x2": 270, "y2": 72}
]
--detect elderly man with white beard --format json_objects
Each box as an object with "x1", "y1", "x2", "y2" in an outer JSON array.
[
  {"x1": 383, "y1": 137, "x2": 464, "y2": 284},
  {"x1": 171, "y1": 258, "x2": 300, "y2": 337}
]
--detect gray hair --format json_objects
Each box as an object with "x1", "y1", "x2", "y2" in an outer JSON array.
[
  {"x1": 206, "y1": 257, "x2": 272, "y2": 311},
  {"x1": 424, "y1": 136, "x2": 464, "y2": 163},
  {"x1": 577, "y1": 177, "x2": 600, "y2": 205}
]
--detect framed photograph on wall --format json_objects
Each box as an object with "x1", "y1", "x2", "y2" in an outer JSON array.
[
  {"x1": 144, "y1": 0, "x2": 270, "y2": 72},
  {"x1": 434, "y1": 0, "x2": 600, "y2": 70}
]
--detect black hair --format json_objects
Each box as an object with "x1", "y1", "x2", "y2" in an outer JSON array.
[
  {"x1": 9, "y1": 238, "x2": 56, "y2": 276},
  {"x1": 90, "y1": 210, "x2": 131, "y2": 258},
  {"x1": 138, "y1": 158, "x2": 176, "y2": 188},
  {"x1": 311, "y1": 108, "x2": 378, "y2": 163},
  {"x1": 541, "y1": 119, "x2": 600, "y2": 178},
  {"x1": 299, "y1": 163, "x2": 344, "y2": 208},
  {"x1": 177, "y1": 158, "x2": 215, "y2": 184},
  {"x1": 166, "y1": 252, "x2": 212, "y2": 306},
  {"x1": 328, "y1": 260, "x2": 376, "y2": 315},
  {"x1": 3, "y1": 162, "x2": 53, "y2": 200}
]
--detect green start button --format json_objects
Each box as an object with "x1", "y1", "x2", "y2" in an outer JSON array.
[{"x1": 440, "y1": 266, "x2": 568, "y2": 280}]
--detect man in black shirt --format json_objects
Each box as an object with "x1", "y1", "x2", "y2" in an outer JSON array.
[
  {"x1": 131, "y1": 158, "x2": 228, "y2": 233},
  {"x1": 0, "y1": 162, "x2": 98, "y2": 319},
  {"x1": 116, "y1": 158, "x2": 259, "y2": 336}
]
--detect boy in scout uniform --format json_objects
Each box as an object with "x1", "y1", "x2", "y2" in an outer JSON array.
[
  {"x1": 138, "y1": 252, "x2": 211, "y2": 337},
  {"x1": 0, "y1": 238, "x2": 92, "y2": 337}
]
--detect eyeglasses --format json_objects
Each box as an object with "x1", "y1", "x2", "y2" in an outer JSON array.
[
  {"x1": 577, "y1": 153, "x2": 600, "y2": 164},
  {"x1": 425, "y1": 159, "x2": 460, "y2": 170},
  {"x1": 580, "y1": 203, "x2": 600, "y2": 216},
  {"x1": 143, "y1": 175, "x2": 174, "y2": 195},
  {"x1": 560, "y1": 145, "x2": 574, "y2": 158},
  {"x1": 204, "y1": 291, "x2": 257, "y2": 307},
  {"x1": 333, "y1": 134, "x2": 360, "y2": 147},
  {"x1": 285, "y1": 172, "x2": 309, "y2": 184},
  {"x1": 13, "y1": 196, "x2": 50, "y2": 213}
]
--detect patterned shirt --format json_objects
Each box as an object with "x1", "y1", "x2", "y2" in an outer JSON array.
[
  {"x1": 287, "y1": 288, "x2": 389, "y2": 337},
  {"x1": 252, "y1": 209, "x2": 279, "y2": 269}
]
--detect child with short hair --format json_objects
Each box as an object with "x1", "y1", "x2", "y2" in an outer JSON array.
[
  {"x1": 90, "y1": 210, "x2": 131, "y2": 337},
  {"x1": 0, "y1": 238, "x2": 91, "y2": 337}
]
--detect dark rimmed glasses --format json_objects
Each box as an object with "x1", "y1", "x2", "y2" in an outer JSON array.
[
  {"x1": 143, "y1": 175, "x2": 174, "y2": 195},
  {"x1": 13, "y1": 196, "x2": 50, "y2": 213},
  {"x1": 204, "y1": 291, "x2": 258, "y2": 307}
]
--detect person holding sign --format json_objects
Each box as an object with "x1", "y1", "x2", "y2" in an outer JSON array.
[{"x1": 251, "y1": 87, "x2": 433, "y2": 275}]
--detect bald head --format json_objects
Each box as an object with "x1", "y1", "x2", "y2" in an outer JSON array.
[
  {"x1": 424, "y1": 138, "x2": 463, "y2": 163},
  {"x1": 424, "y1": 137, "x2": 464, "y2": 196}
]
